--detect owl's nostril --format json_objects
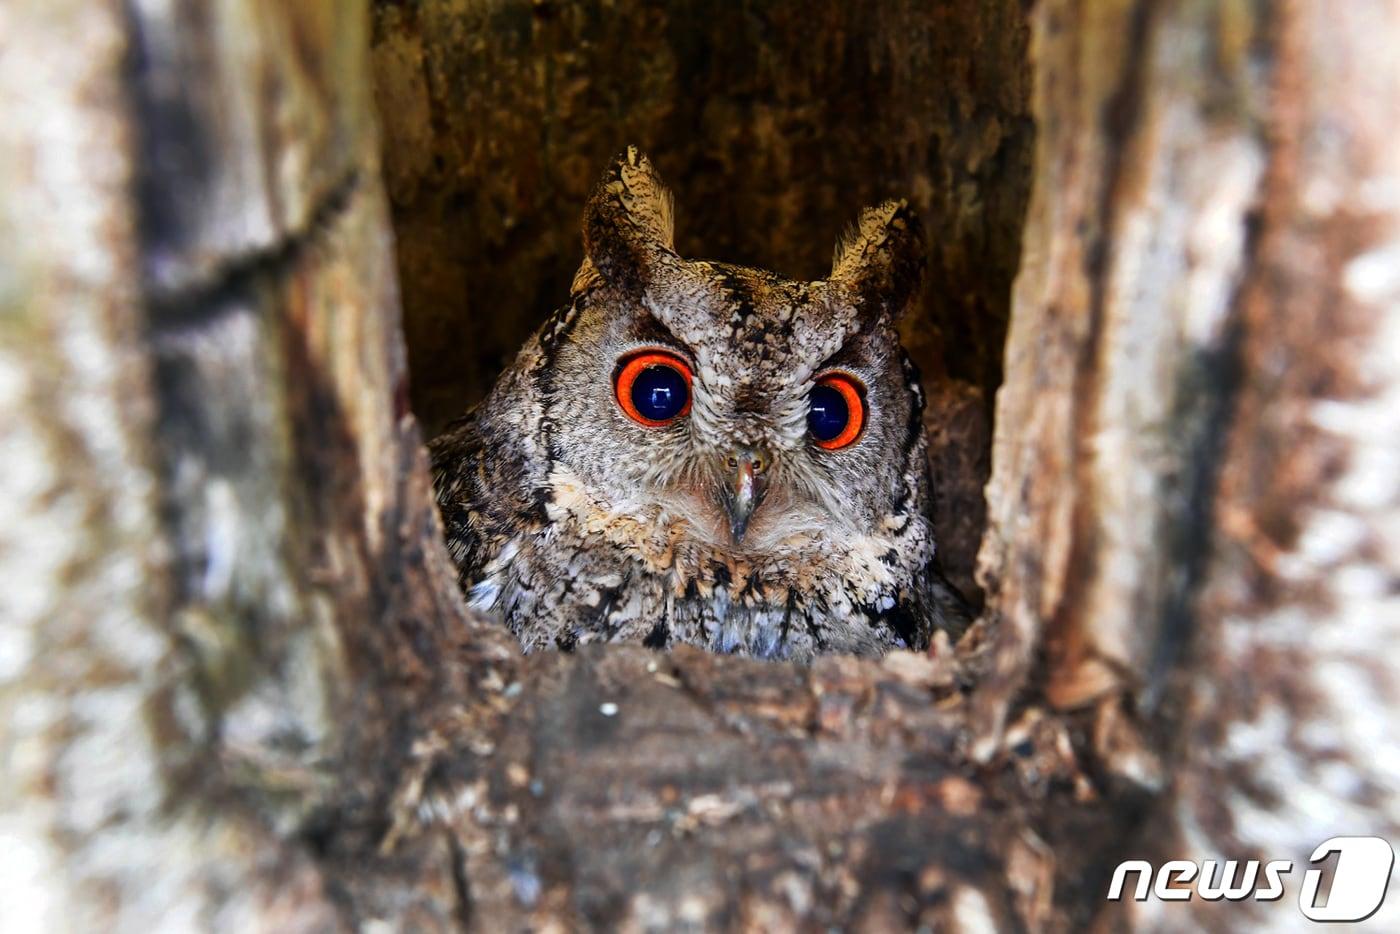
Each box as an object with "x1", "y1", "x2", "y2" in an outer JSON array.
[{"x1": 724, "y1": 446, "x2": 770, "y2": 474}]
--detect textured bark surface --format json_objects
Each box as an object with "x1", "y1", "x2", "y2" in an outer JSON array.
[
  {"x1": 2, "y1": 1, "x2": 483, "y2": 928},
  {"x1": 975, "y1": 0, "x2": 1400, "y2": 929},
  {"x1": 3, "y1": 0, "x2": 1398, "y2": 932}
]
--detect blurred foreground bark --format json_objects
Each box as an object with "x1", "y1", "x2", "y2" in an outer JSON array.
[{"x1": 2, "y1": 1, "x2": 1397, "y2": 932}]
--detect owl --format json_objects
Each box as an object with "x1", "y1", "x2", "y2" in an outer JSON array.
[{"x1": 430, "y1": 148, "x2": 970, "y2": 661}]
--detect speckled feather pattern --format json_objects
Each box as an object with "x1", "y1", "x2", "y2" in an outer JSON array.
[{"x1": 431, "y1": 148, "x2": 969, "y2": 661}]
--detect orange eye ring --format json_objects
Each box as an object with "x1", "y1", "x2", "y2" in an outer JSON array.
[
  {"x1": 811, "y1": 372, "x2": 866, "y2": 450},
  {"x1": 614, "y1": 350, "x2": 694, "y2": 428}
]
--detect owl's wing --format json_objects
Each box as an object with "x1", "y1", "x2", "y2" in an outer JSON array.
[
  {"x1": 922, "y1": 554, "x2": 976, "y2": 642},
  {"x1": 429, "y1": 411, "x2": 491, "y2": 586}
]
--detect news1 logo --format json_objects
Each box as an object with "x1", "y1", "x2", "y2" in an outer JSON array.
[{"x1": 1106, "y1": 836, "x2": 1395, "y2": 922}]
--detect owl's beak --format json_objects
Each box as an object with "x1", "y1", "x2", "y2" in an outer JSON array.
[{"x1": 721, "y1": 447, "x2": 770, "y2": 542}]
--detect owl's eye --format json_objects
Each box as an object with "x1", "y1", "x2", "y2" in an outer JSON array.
[
  {"x1": 614, "y1": 350, "x2": 693, "y2": 427},
  {"x1": 808, "y1": 372, "x2": 866, "y2": 450}
]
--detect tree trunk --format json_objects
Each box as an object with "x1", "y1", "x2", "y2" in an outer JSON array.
[{"x1": 3, "y1": 1, "x2": 1396, "y2": 931}]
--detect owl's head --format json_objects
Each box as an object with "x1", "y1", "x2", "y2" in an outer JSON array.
[{"x1": 542, "y1": 148, "x2": 928, "y2": 558}]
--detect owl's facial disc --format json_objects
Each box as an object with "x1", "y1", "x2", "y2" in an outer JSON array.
[{"x1": 606, "y1": 334, "x2": 881, "y2": 545}]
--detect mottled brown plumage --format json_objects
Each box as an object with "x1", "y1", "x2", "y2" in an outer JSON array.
[{"x1": 431, "y1": 149, "x2": 969, "y2": 660}]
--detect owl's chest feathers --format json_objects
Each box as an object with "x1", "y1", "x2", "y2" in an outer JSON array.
[
  {"x1": 541, "y1": 465, "x2": 904, "y2": 598},
  {"x1": 466, "y1": 464, "x2": 923, "y2": 657}
]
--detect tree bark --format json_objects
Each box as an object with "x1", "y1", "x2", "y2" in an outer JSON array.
[
  {"x1": 3, "y1": 0, "x2": 1397, "y2": 932},
  {"x1": 3, "y1": 1, "x2": 486, "y2": 928}
]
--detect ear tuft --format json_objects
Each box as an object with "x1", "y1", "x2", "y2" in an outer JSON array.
[
  {"x1": 830, "y1": 200, "x2": 926, "y2": 320},
  {"x1": 580, "y1": 147, "x2": 676, "y2": 297}
]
